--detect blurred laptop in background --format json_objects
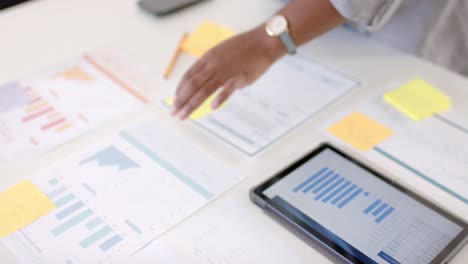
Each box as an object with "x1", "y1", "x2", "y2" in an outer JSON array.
[{"x1": 0, "y1": 0, "x2": 33, "y2": 11}]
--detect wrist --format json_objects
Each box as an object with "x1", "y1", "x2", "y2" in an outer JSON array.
[{"x1": 252, "y1": 25, "x2": 287, "y2": 63}]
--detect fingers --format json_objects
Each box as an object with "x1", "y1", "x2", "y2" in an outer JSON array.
[
  {"x1": 178, "y1": 77, "x2": 223, "y2": 120},
  {"x1": 172, "y1": 61, "x2": 213, "y2": 115},
  {"x1": 212, "y1": 79, "x2": 242, "y2": 109}
]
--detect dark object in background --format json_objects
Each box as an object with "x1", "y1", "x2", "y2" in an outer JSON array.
[
  {"x1": 138, "y1": 0, "x2": 206, "y2": 16},
  {"x1": 0, "y1": 0, "x2": 33, "y2": 10}
]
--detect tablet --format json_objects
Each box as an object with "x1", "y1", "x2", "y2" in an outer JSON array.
[{"x1": 251, "y1": 143, "x2": 468, "y2": 264}]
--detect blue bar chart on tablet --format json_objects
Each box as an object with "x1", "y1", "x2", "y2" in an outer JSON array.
[
  {"x1": 293, "y1": 167, "x2": 395, "y2": 224},
  {"x1": 265, "y1": 148, "x2": 463, "y2": 264},
  {"x1": 363, "y1": 199, "x2": 395, "y2": 224}
]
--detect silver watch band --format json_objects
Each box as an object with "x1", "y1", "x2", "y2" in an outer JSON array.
[{"x1": 279, "y1": 32, "x2": 297, "y2": 55}]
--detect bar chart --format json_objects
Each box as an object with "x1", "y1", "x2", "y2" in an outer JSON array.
[
  {"x1": 0, "y1": 54, "x2": 145, "y2": 163},
  {"x1": 293, "y1": 167, "x2": 395, "y2": 224},
  {"x1": 363, "y1": 199, "x2": 395, "y2": 224},
  {"x1": 46, "y1": 178, "x2": 124, "y2": 252},
  {"x1": 22, "y1": 87, "x2": 75, "y2": 137},
  {"x1": 2, "y1": 118, "x2": 242, "y2": 263},
  {"x1": 79, "y1": 145, "x2": 140, "y2": 171}
]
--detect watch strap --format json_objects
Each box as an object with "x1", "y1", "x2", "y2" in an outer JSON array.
[{"x1": 279, "y1": 32, "x2": 297, "y2": 55}]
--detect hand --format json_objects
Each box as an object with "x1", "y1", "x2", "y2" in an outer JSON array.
[{"x1": 171, "y1": 26, "x2": 285, "y2": 120}]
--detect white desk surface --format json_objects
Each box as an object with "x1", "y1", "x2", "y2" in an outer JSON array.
[{"x1": 0, "y1": 0, "x2": 467, "y2": 263}]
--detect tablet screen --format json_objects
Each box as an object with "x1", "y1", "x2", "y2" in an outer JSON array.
[{"x1": 261, "y1": 147, "x2": 465, "y2": 264}]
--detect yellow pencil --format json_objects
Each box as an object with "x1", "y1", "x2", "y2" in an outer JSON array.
[{"x1": 164, "y1": 32, "x2": 189, "y2": 79}]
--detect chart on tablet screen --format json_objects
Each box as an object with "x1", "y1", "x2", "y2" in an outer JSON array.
[
  {"x1": 292, "y1": 167, "x2": 396, "y2": 225},
  {"x1": 0, "y1": 53, "x2": 148, "y2": 163},
  {"x1": 264, "y1": 148, "x2": 463, "y2": 264}
]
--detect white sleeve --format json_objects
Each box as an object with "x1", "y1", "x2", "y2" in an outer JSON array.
[{"x1": 329, "y1": 0, "x2": 402, "y2": 32}]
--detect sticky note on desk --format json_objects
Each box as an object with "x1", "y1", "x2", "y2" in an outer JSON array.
[
  {"x1": 384, "y1": 78, "x2": 452, "y2": 120},
  {"x1": 165, "y1": 93, "x2": 226, "y2": 120},
  {"x1": 328, "y1": 112, "x2": 393, "y2": 151},
  {"x1": 182, "y1": 21, "x2": 236, "y2": 57},
  {"x1": 0, "y1": 180, "x2": 56, "y2": 236}
]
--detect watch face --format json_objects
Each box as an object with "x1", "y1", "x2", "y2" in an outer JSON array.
[{"x1": 266, "y1": 15, "x2": 288, "y2": 37}]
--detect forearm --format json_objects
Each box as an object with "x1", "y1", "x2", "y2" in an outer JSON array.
[
  {"x1": 172, "y1": 0, "x2": 345, "y2": 119},
  {"x1": 261, "y1": 0, "x2": 345, "y2": 60}
]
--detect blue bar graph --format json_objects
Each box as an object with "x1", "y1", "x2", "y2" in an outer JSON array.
[
  {"x1": 80, "y1": 145, "x2": 140, "y2": 171},
  {"x1": 44, "y1": 181, "x2": 127, "y2": 253},
  {"x1": 376, "y1": 207, "x2": 395, "y2": 223},
  {"x1": 332, "y1": 185, "x2": 356, "y2": 205},
  {"x1": 315, "y1": 177, "x2": 344, "y2": 201},
  {"x1": 293, "y1": 167, "x2": 328, "y2": 192},
  {"x1": 363, "y1": 199, "x2": 395, "y2": 224},
  {"x1": 291, "y1": 167, "x2": 396, "y2": 223},
  {"x1": 80, "y1": 226, "x2": 113, "y2": 248},
  {"x1": 86, "y1": 217, "x2": 103, "y2": 230},
  {"x1": 56, "y1": 201, "x2": 84, "y2": 220},
  {"x1": 364, "y1": 199, "x2": 381, "y2": 214},
  {"x1": 55, "y1": 194, "x2": 76, "y2": 207},
  {"x1": 322, "y1": 181, "x2": 351, "y2": 203},
  {"x1": 47, "y1": 186, "x2": 66, "y2": 199},
  {"x1": 99, "y1": 235, "x2": 123, "y2": 251},
  {"x1": 293, "y1": 168, "x2": 366, "y2": 208},
  {"x1": 372, "y1": 203, "x2": 388, "y2": 216},
  {"x1": 338, "y1": 188, "x2": 363, "y2": 208},
  {"x1": 52, "y1": 209, "x2": 94, "y2": 236},
  {"x1": 313, "y1": 174, "x2": 339, "y2": 194},
  {"x1": 303, "y1": 170, "x2": 334, "y2": 193}
]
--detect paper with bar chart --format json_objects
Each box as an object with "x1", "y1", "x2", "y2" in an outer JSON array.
[
  {"x1": 0, "y1": 53, "x2": 149, "y2": 163},
  {"x1": 1, "y1": 117, "x2": 242, "y2": 263},
  {"x1": 263, "y1": 148, "x2": 463, "y2": 264},
  {"x1": 319, "y1": 91, "x2": 468, "y2": 205}
]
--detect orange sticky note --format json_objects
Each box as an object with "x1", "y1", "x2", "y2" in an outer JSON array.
[
  {"x1": 384, "y1": 78, "x2": 452, "y2": 120},
  {"x1": 182, "y1": 21, "x2": 236, "y2": 57},
  {"x1": 165, "y1": 93, "x2": 227, "y2": 120},
  {"x1": 0, "y1": 180, "x2": 56, "y2": 236},
  {"x1": 328, "y1": 112, "x2": 393, "y2": 151}
]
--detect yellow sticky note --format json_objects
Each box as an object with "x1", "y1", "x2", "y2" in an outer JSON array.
[
  {"x1": 0, "y1": 180, "x2": 56, "y2": 236},
  {"x1": 384, "y1": 78, "x2": 452, "y2": 120},
  {"x1": 328, "y1": 112, "x2": 393, "y2": 151},
  {"x1": 182, "y1": 21, "x2": 236, "y2": 57},
  {"x1": 165, "y1": 93, "x2": 226, "y2": 120}
]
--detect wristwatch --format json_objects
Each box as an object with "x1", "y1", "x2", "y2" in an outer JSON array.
[{"x1": 265, "y1": 15, "x2": 297, "y2": 55}]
